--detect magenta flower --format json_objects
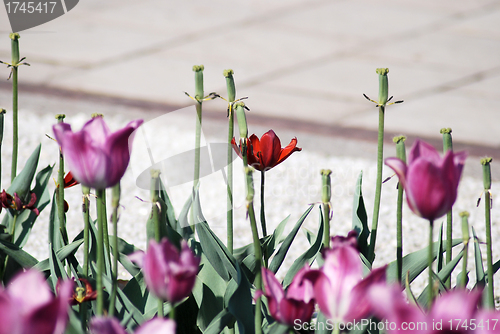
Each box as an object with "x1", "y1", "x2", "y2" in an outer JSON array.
[
  {"x1": 130, "y1": 238, "x2": 200, "y2": 304},
  {"x1": 310, "y1": 232, "x2": 386, "y2": 323},
  {"x1": 90, "y1": 317, "x2": 176, "y2": 334},
  {"x1": 369, "y1": 286, "x2": 490, "y2": 334},
  {"x1": 0, "y1": 269, "x2": 73, "y2": 334},
  {"x1": 260, "y1": 265, "x2": 315, "y2": 327},
  {"x1": 385, "y1": 139, "x2": 467, "y2": 221},
  {"x1": 53, "y1": 116, "x2": 143, "y2": 189}
]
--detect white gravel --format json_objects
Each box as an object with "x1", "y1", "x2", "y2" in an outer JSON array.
[{"x1": 1, "y1": 89, "x2": 499, "y2": 306}]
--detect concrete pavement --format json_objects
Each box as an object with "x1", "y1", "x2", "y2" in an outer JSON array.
[{"x1": 0, "y1": 0, "x2": 499, "y2": 148}]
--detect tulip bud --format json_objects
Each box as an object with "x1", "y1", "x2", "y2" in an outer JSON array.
[
  {"x1": 440, "y1": 128, "x2": 453, "y2": 152},
  {"x1": 320, "y1": 169, "x2": 332, "y2": 204},
  {"x1": 223, "y1": 69, "x2": 236, "y2": 102},
  {"x1": 234, "y1": 102, "x2": 248, "y2": 139},
  {"x1": 376, "y1": 68, "x2": 389, "y2": 106},
  {"x1": 193, "y1": 65, "x2": 204, "y2": 102},
  {"x1": 481, "y1": 157, "x2": 492, "y2": 190},
  {"x1": 9, "y1": 33, "x2": 20, "y2": 65}
]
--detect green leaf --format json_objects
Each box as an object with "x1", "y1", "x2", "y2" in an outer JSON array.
[
  {"x1": 192, "y1": 254, "x2": 227, "y2": 331},
  {"x1": 266, "y1": 322, "x2": 289, "y2": 334},
  {"x1": 472, "y1": 226, "x2": 485, "y2": 288},
  {"x1": 48, "y1": 191, "x2": 64, "y2": 251},
  {"x1": 48, "y1": 246, "x2": 68, "y2": 288},
  {"x1": 34, "y1": 239, "x2": 84, "y2": 272},
  {"x1": 203, "y1": 309, "x2": 234, "y2": 334},
  {"x1": 283, "y1": 211, "x2": 323, "y2": 287},
  {"x1": 108, "y1": 235, "x2": 141, "y2": 277},
  {"x1": 269, "y1": 205, "x2": 314, "y2": 274},
  {"x1": 0, "y1": 239, "x2": 38, "y2": 268},
  {"x1": 314, "y1": 312, "x2": 332, "y2": 334},
  {"x1": 263, "y1": 215, "x2": 290, "y2": 258},
  {"x1": 177, "y1": 191, "x2": 194, "y2": 239},
  {"x1": 352, "y1": 171, "x2": 369, "y2": 259},
  {"x1": 417, "y1": 250, "x2": 464, "y2": 309},
  {"x1": 386, "y1": 239, "x2": 462, "y2": 286},
  {"x1": 196, "y1": 220, "x2": 237, "y2": 282},
  {"x1": 7, "y1": 144, "x2": 41, "y2": 202},
  {"x1": 227, "y1": 263, "x2": 255, "y2": 334},
  {"x1": 437, "y1": 223, "x2": 444, "y2": 272}
]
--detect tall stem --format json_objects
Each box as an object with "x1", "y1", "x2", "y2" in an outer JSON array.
[
  {"x1": 96, "y1": 189, "x2": 106, "y2": 316},
  {"x1": 260, "y1": 171, "x2": 267, "y2": 237},
  {"x1": 108, "y1": 184, "x2": 120, "y2": 316},
  {"x1": 481, "y1": 157, "x2": 494, "y2": 308},
  {"x1": 394, "y1": 136, "x2": 406, "y2": 283},
  {"x1": 9, "y1": 33, "x2": 20, "y2": 182},
  {"x1": 224, "y1": 69, "x2": 236, "y2": 254},
  {"x1": 459, "y1": 212, "x2": 470, "y2": 289},
  {"x1": 321, "y1": 169, "x2": 332, "y2": 249},
  {"x1": 11, "y1": 66, "x2": 18, "y2": 182},
  {"x1": 441, "y1": 128, "x2": 453, "y2": 288},
  {"x1": 0, "y1": 109, "x2": 5, "y2": 191},
  {"x1": 368, "y1": 105, "x2": 385, "y2": 262},
  {"x1": 151, "y1": 170, "x2": 164, "y2": 317},
  {"x1": 82, "y1": 186, "x2": 90, "y2": 278},
  {"x1": 428, "y1": 219, "x2": 434, "y2": 305}
]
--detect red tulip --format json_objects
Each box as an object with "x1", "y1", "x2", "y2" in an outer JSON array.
[
  {"x1": 129, "y1": 238, "x2": 200, "y2": 304},
  {"x1": 260, "y1": 265, "x2": 315, "y2": 327},
  {"x1": 0, "y1": 269, "x2": 73, "y2": 334},
  {"x1": 231, "y1": 130, "x2": 301, "y2": 171},
  {"x1": 369, "y1": 286, "x2": 488, "y2": 334},
  {"x1": 63, "y1": 171, "x2": 79, "y2": 188},
  {"x1": 310, "y1": 232, "x2": 386, "y2": 323},
  {"x1": 53, "y1": 116, "x2": 143, "y2": 189},
  {"x1": 385, "y1": 139, "x2": 467, "y2": 221}
]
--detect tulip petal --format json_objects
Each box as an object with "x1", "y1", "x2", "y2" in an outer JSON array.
[
  {"x1": 275, "y1": 137, "x2": 301, "y2": 167},
  {"x1": 408, "y1": 139, "x2": 440, "y2": 165},
  {"x1": 287, "y1": 265, "x2": 315, "y2": 303},
  {"x1": 0, "y1": 293, "x2": 21, "y2": 334},
  {"x1": 89, "y1": 317, "x2": 127, "y2": 334},
  {"x1": 135, "y1": 318, "x2": 176, "y2": 334},
  {"x1": 431, "y1": 289, "x2": 481, "y2": 324},
  {"x1": 8, "y1": 270, "x2": 53, "y2": 314},
  {"x1": 384, "y1": 157, "x2": 408, "y2": 189},
  {"x1": 345, "y1": 266, "x2": 386, "y2": 321},
  {"x1": 259, "y1": 130, "x2": 281, "y2": 169}
]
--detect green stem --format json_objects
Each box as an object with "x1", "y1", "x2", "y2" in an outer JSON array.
[
  {"x1": 485, "y1": 190, "x2": 494, "y2": 308},
  {"x1": 80, "y1": 186, "x2": 90, "y2": 332},
  {"x1": 322, "y1": 204, "x2": 330, "y2": 248},
  {"x1": 0, "y1": 109, "x2": 5, "y2": 191},
  {"x1": 150, "y1": 170, "x2": 164, "y2": 317},
  {"x1": 248, "y1": 203, "x2": 262, "y2": 334},
  {"x1": 460, "y1": 212, "x2": 469, "y2": 289},
  {"x1": 194, "y1": 103, "x2": 202, "y2": 189},
  {"x1": 227, "y1": 109, "x2": 234, "y2": 254},
  {"x1": 82, "y1": 187, "x2": 90, "y2": 278},
  {"x1": 11, "y1": 67, "x2": 17, "y2": 182},
  {"x1": 108, "y1": 184, "x2": 120, "y2": 317},
  {"x1": 396, "y1": 182, "x2": 404, "y2": 283},
  {"x1": 441, "y1": 128, "x2": 453, "y2": 288},
  {"x1": 101, "y1": 191, "x2": 111, "y2": 266},
  {"x1": 428, "y1": 219, "x2": 434, "y2": 305},
  {"x1": 96, "y1": 189, "x2": 106, "y2": 316},
  {"x1": 169, "y1": 305, "x2": 175, "y2": 320},
  {"x1": 368, "y1": 105, "x2": 385, "y2": 262},
  {"x1": 260, "y1": 171, "x2": 268, "y2": 268},
  {"x1": 1, "y1": 213, "x2": 17, "y2": 280}
]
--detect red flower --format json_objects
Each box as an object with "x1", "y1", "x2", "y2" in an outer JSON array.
[
  {"x1": 231, "y1": 130, "x2": 301, "y2": 171},
  {"x1": 0, "y1": 190, "x2": 39, "y2": 215},
  {"x1": 63, "y1": 171, "x2": 79, "y2": 188},
  {"x1": 71, "y1": 278, "x2": 97, "y2": 305}
]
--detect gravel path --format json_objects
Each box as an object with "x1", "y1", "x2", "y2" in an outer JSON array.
[{"x1": 1, "y1": 89, "x2": 498, "y2": 305}]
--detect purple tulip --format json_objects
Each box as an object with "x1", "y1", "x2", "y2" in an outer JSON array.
[
  {"x1": 0, "y1": 269, "x2": 73, "y2": 334},
  {"x1": 260, "y1": 265, "x2": 315, "y2": 327},
  {"x1": 53, "y1": 116, "x2": 143, "y2": 189},
  {"x1": 90, "y1": 317, "x2": 176, "y2": 334},
  {"x1": 130, "y1": 238, "x2": 200, "y2": 303},
  {"x1": 385, "y1": 139, "x2": 467, "y2": 221},
  {"x1": 369, "y1": 286, "x2": 489, "y2": 334},
  {"x1": 310, "y1": 233, "x2": 386, "y2": 323}
]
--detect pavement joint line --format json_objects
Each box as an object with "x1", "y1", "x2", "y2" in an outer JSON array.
[
  {"x1": 64, "y1": 0, "x2": 335, "y2": 71},
  {"x1": 1, "y1": 80, "x2": 499, "y2": 159},
  {"x1": 236, "y1": 1, "x2": 500, "y2": 90}
]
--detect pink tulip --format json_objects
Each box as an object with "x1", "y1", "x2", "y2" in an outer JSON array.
[
  {"x1": 260, "y1": 265, "x2": 315, "y2": 327},
  {"x1": 90, "y1": 317, "x2": 176, "y2": 334},
  {"x1": 0, "y1": 269, "x2": 73, "y2": 334},
  {"x1": 53, "y1": 116, "x2": 143, "y2": 189},
  {"x1": 369, "y1": 286, "x2": 490, "y2": 334},
  {"x1": 385, "y1": 139, "x2": 467, "y2": 221},
  {"x1": 310, "y1": 232, "x2": 386, "y2": 323},
  {"x1": 130, "y1": 238, "x2": 200, "y2": 303}
]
